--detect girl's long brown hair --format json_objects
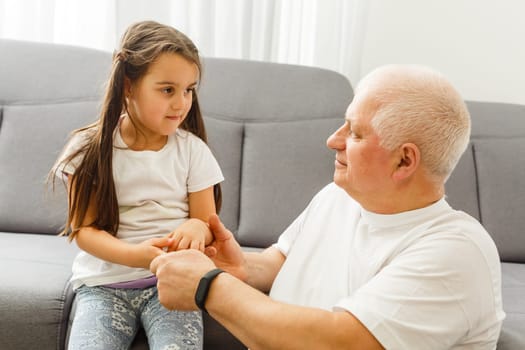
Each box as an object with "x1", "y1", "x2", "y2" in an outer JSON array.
[{"x1": 53, "y1": 21, "x2": 221, "y2": 239}]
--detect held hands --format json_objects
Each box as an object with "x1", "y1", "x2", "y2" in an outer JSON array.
[
  {"x1": 150, "y1": 249, "x2": 216, "y2": 310},
  {"x1": 129, "y1": 218, "x2": 210, "y2": 269},
  {"x1": 149, "y1": 214, "x2": 247, "y2": 310},
  {"x1": 132, "y1": 236, "x2": 173, "y2": 269}
]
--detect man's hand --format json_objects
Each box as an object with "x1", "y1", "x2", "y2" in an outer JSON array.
[
  {"x1": 150, "y1": 249, "x2": 216, "y2": 310},
  {"x1": 205, "y1": 214, "x2": 248, "y2": 281}
]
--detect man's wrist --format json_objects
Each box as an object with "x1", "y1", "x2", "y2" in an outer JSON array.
[{"x1": 194, "y1": 268, "x2": 225, "y2": 312}]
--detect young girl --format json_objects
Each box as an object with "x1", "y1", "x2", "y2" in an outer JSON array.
[{"x1": 52, "y1": 21, "x2": 223, "y2": 349}]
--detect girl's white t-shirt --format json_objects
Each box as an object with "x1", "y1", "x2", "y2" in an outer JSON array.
[
  {"x1": 271, "y1": 182, "x2": 504, "y2": 350},
  {"x1": 59, "y1": 126, "x2": 224, "y2": 289}
]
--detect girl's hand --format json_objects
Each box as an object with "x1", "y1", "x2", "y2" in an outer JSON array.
[
  {"x1": 166, "y1": 218, "x2": 210, "y2": 252},
  {"x1": 132, "y1": 236, "x2": 173, "y2": 269}
]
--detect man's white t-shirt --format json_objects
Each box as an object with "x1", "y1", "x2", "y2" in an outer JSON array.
[
  {"x1": 59, "y1": 127, "x2": 224, "y2": 289},
  {"x1": 270, "y1": 182, "x2": 505, "y2": 350}
]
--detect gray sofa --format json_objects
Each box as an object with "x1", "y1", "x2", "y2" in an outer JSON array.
[{"x1": 0, "y1": 39, "x2": 523, "y2": 350}]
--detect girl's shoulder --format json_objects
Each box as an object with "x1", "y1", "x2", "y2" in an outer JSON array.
[
  {"x1": 62, "y1": 127, "x2": 97, "y2": 155},
  {"x1": 174, "y1": 128, "x2": 195, "y2": 139},
  {"x1": 55, "y1": 126, "x2": 97, "y2": 175},
  {"x1": 70, "y1": 127, "x2": 97, "y2": 144},
  {"x1": 173, "y1": 129, "x2": 207, "y2": 147}
]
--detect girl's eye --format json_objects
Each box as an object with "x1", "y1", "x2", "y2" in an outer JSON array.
[
  {"x1": 162, "y1": 87, "x2": 173, "y2": 94},
  {"x1": 184, "y1": 88, "x2": 194, "y2": 95}
]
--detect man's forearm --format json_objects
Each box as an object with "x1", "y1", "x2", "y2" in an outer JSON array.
[
  {"x1": 242, "y1": 247, "x2": 285, "y2": 292},
  {"x1": 205, "y1": 273, "x2": 383, "y2": 350}
]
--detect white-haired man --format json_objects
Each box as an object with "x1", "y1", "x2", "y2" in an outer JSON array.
[{"x1": 151, "y1": 65, "x2": 505, "y2": 349}]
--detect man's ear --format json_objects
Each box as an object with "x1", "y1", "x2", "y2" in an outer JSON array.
[{"x1": 393, "y1": 143, "x2": 420, "y2": 181}]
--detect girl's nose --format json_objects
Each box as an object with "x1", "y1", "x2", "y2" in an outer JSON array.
[{"x1": 171, "y1": 92, "x2": 187, "y2": 110}]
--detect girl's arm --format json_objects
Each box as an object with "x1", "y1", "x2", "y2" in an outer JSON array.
[
  {"x1": 68, "y1": 176, "x2": 171, "y2": 269},
  {"x1": 167, "y1": 186, "x2": 216, "y2": 251},
  {"x1": 75, "y1": 226, "x2": 172, "y2": 269}
]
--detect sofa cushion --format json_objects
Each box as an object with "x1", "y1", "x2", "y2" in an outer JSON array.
[
  {"x1": 0, "y1": 232, "x2": 79, "y2": 350},
  {"x1": 203, "y1": 117, "x2": 244, "y2": 234},
  {"x1": 238, "y1": 118, "x2": 341, "y2": 246},
  {"x1": 475, "y1": 139, "x2": 525, "y2": 263},
  {"x1": 497, "y1": 262, "x2": 525, "y2": 349},
  {"x1": 445, "y1": 144, "x2": 480, "y2": 221},
  {"x1": 0, "y1": 102, "x2": 98, "y2": 234}
]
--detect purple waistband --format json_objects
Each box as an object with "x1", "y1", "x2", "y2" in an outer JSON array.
[{"x1": 104, "y1": 275, "x2": 158, "y2": 289}]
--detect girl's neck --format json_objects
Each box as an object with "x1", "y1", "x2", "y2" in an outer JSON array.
[{"x1": 119, "y1": 115, "x2": 168, "y2": 151}]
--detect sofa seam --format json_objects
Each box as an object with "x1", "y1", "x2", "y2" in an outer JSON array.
[
  {"x1": 236, "y1": 122, "x2": 245, "y2": 239},
  {"x1": 203, "y1": 113, "x2": 342, "y2": 124},
  {"x1": 471, "y1": 142, "x2": 482, "y2": 224},
  {"x1": 56, "y1": 275, "x2": 75, "y2": 350},
  {"x1": 1, "y1": 96, "x2": 101, "y2": 106}
]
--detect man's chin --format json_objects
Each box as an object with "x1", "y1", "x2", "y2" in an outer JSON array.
[
  {"x1": 333, "y1": 176, "x2": 345, "y2": 188},
  {"x1": 333, "y1": 177, "x2": 354, "y2": 194}
]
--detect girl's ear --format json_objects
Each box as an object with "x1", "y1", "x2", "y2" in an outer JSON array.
[{"x1": 392, "y1": 143, "x2": 420, "y2": 181}]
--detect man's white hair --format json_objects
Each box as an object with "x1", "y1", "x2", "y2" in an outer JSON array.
[{"x1": 359, "y1": 65, "x2": 471, "y2": 182}]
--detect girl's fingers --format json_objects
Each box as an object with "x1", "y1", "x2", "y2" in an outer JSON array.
[
  {"x1": 189, "y1": 240, "x2": 201, "y2": 252},
  {"x1": 177, "y1": 237, "x2": 190, "y2": 251},
  {"x1": 151, "y1": 236, "x2": 172, "y2": 248}
]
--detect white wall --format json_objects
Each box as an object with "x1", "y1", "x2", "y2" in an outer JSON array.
[
  {"x1": 356, "y1": 0, "x2": 525, "y2": 105},
  {"x1": 0, "y1": 1, "x2": 522, "y2": 104}
]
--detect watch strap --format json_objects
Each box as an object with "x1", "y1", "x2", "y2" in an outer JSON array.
[{"x1": 194, "y1": 268, "x2": 225, "y2": 313}]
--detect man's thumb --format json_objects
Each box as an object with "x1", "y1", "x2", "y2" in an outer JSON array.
[{"x1": 208, "y1": 214, "x2": 230, "y2": 241}]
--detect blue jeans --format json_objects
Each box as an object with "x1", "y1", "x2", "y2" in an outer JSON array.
[{"x1": 68, "y1": 285, "x2": 203, "y2": 350}]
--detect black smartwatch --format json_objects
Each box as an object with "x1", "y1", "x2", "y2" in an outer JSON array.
[{"x1": 194, "y1": 268, "x2": 225, "y2": 313}]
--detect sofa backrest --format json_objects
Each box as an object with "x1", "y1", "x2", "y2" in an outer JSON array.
[
  {"x1": 445, "y1": 101, "x2": 525, "y2": 263},
  {"x1": 0, "y1": 39, "x2": 353, "y2": 245},
  {"x1": 1, "y1": 39, "x2": 523, "y2": 264},
  {"x1": 197, "y1": 58, "x2": 353, "y2": 247},
  {"x1": 0, "y1": 39, "x2": 110, "y2": 234}
]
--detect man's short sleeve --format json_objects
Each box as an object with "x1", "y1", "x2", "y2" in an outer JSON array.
[
  {"x1": 272, "y1": 207, "x2": 308, "y2": 256},
  {"x1": 334, "y1": 232, "x2": 502, "y2": 349},
  {"x1": 272, "y1": 183, "x2": 337, "y2": 255}
]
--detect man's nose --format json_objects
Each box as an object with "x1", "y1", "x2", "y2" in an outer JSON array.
[{"x1": 326, "y1": 126, "x2": 345, "y2": 150}]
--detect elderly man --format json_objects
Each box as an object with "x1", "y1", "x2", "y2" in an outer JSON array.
[{"x1": 151, "y1": 65, "x2": 504, "y2": 349}]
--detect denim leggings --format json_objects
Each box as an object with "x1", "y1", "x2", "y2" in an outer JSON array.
[{"x1": 68, "y1": 285, "x2": 203, "y2": 350}]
